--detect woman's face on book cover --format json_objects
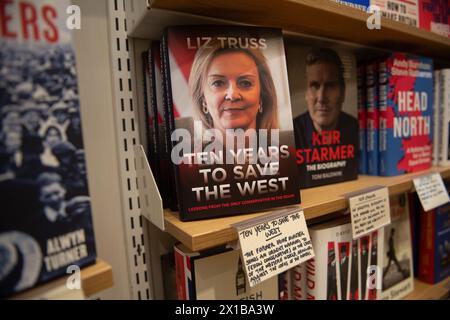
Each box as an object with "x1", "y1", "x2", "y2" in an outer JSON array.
[
  {"x1": 305, "y1": 62, "x2": 344, "y2": 132},
  {"x1": 202, "y1": 51, "x2": 261, "y2": 132}
]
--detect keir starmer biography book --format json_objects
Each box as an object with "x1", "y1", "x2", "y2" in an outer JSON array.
[
  {"x1": 286, "y1": 44, "x2": 358, "y2": 188},
  {"x1": 0, "y1": 0, "x2": 96, "y2": 297},
  {"x1": 161, "y1": 26, "x2": 300, "y2": 221},
  {"x1": 378, "y1": 53, "x2": 433, "y2": 176}
]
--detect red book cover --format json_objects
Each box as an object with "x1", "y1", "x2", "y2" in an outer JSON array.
[
  {"x1": 418, "y1": 209, "x2": 436, "y2": 283},
  {"x1": 419, "y1": 0, "x2": 450, "y2": 38},
  {"x1": 174, "y1": 245, "x2": 188, "y2": 300}
]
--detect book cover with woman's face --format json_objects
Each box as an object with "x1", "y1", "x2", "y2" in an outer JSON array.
[{"x1": 164, "y1": 26, "x2": 300, "y2": 220}]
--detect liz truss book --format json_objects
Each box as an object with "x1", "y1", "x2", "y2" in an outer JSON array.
[
  {"x1": 0, "y1": 0, "x2": 96, "y2": 297},
  {"x1": 161, "y1": 26, "x2": 300, "y2": 221},
  {"x1": 378, "y1": 53, "x2": 433, "y2": 176},
  {"x1": 286, "y1": 44, "x2": 358, "y2": 188}
]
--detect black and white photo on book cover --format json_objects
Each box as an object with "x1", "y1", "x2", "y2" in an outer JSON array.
[
  {"x1": 368, "y1": 230, "x2": 379, "y2": 300},
  {"x1": 381, "y1": 194, "x2": 414, "y2": 300},
  {"x1": 338, "y1": 241, "x2": 350, "y2": 300},
  {"x1": 326, "y1": 242, "x2": 338, "y2": 300},
  {"x1": 359, "y1": 235, "x2": 370, "y2": 300},
  {"x1": 348, "y1": 239, "x2": 359, "y2": 300},
  {"x1": 308, "y1": 217, "x2": 364, "y2": 300},
  {"x1": 164, "y1": 26, "x2": 300, "y2": 220},
  {"x1": 285, "y1": 44, "x2": 358, "y2": 188},
  {"x1": 0, "y1": 0, "x2": 96, "y2": 297}
]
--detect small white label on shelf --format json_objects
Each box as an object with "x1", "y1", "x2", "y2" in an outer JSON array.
[
  {"x1": 349, "y1": 187, "x2": 391, "y2": 239},
  {"x1": 233, "y1": 207, "x2": 314, "y2": 288},
  {"x1": 413, "y1": 173, "x2": 450, "y2": 212}
]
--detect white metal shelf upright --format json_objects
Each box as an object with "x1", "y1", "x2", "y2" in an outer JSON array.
[{"x1": 73, "y1": 0, "x2": 155, "y2": 299}]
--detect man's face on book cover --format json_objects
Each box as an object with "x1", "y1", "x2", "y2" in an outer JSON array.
[
  {"x1": 203, "y1": 52, "x2": 261, "y2": 132},
  {"x1": 305, "y1": 62, "x2": 344, "y2": 132}
]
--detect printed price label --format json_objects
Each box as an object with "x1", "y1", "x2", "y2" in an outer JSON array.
[
  {"x1": 413, "y1": 173, "x2": 450, "y2": 212},
  {"x1": 349, "y1": 187, "x2": 391, "y2": 239},
  {"x1": 233, "y1": 207, "x2": 314, "y2": 288}
]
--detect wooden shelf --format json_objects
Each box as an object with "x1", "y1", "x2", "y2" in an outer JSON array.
[
  {"x1": 130, "y1": 0, "x2": 450, "y2": 61},
  {"x1": 165, "y1": 167, "x2": 450, "y2": 251},
  {"x1": 404, "y1": 277, "x2": 450, "y2": 300},
  {"x1": 11, "y1": 260, "x2": 113, "y2": 299}
]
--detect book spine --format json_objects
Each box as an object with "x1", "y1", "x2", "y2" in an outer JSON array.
[
  {"x1": 305, "y1": 258, "x2": 317, "y2": 300},
  {"x1": 378, "y1": 60, "x2": 388, "y2": 176},
  {"x1": 366, "y1": 62, "x2": 379, "y2": 176},
  {"x1": 377, "y1": 0, "x2": 419, "y2": 27},
  {"x1": 152, "y1": 42, "x2": 169, "y2": 208},
  {"x1": 174, "y1": 246, "x2": 188, "y2": 300},
  {"x1": 147, "y1": 48, "x2": 161, "y2": 192},
  {"x1": 279, "y1": 269, "x2": 292, "y2": 300},
  {"x1": 432, "y1": 70, "x2": 440, "y2": 166},
  {"x1": 359, "y1": 236, "x2": 370, "y2": 300},
  {"x1": 160, "y1": 33, "x2": 180, "y2": 212},
  {"x1": 348, "y1": 239, "x2": 360, "y2": 300},
  {"x1": 434, "y1": 204, "x2": 450, "y2": 281},
  {"x1": 292, "y1": 263, "x2": 307, "y2": 300},
  {"x1": 357, "y1": 63, "x2": 367, "y2": 174},
  {"x1": 367, "y1": 230, "x2": 380, "y2": 300},
  {"x1": 418, "y1": 208, "x2": 436, "y2": 284},
  {"x1": 142, "y1": 52, "x2": 156, "y2": 175},
  {"x1": 408, "y1": 192, "x2": 421, "y2": 278},
  {"x1": 440, "y1": 71, "x2": 450, "y2": 166}
]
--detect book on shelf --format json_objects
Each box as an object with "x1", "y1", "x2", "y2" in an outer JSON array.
[
  {"x1": 285, "y1": 44, "x2": 358, "y2": 187},
  {"x1": 306, "y1": 217, "x2": 384, "y2": 300},
  {"x1": 419, "y1": 0, "x2": 450, "y2": 38},
  {"x1": 437, "y1": 70, "x2": 450, "y2": 166},
  {"x1": 0, "y1": 0, "x2": 96, "y2": 298},
  {"x1": 161, "y1": 253, "x2": 178, "y2": 300},
  {"x1": 278, "y1": 269, "x2": 292, "y2": 300},
  {"x1": 366, "y1": 60, "x2": 380, "y2": 176},
  {"x1": 432, "y1": 70, "x2": 441, "y2": 166},
  {"x1": 381, "y1": 194, "x2": 414, "y2": 300},
  {"x1": 143, "y1": 42, "x2": 171, "y2": 208},
  {"x1": 333, "y1": 0, "x2": 420, "y2": 27},
  {"x1": 174, "y1": 244, "x2": 280, "y2": 300},
  {"x1": 378, "y1": 52, "x2": 433, "y2": 176},
  {"x1": 409, "y1": 192, "x2": 421, "y2": 278},
  {"x1": 418, "y1": 184, "x2": 450, "y2": 284},
  {"x1": 142, "y1": 50, "x2": 160, "y2": 194},
  {"x1": 357, "y1": 62, "x2": 368, "y2": 174},
  {"x1": 291, "y1": 262, "x2": 307, "y2": 300},
  {"x1": 160, "y1": 25, "x2": 300, "y2": 221}
]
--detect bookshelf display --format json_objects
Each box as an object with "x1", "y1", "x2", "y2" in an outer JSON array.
[
  {"x1": 121, "y1": 0, "x2": 450, "y2": 300},
  {"x1": 129, "y1": 0, "x2": 450, "y2": 62},
  {"x1": 164, "y1": 167, "x2": 450, "y2": 251}
]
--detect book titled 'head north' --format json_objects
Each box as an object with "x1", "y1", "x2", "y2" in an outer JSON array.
[
  {"x1": 0, "y1": 0, "x2": 96, "y2": 297},
  {"x1": 378, "y1": 53, "x2": 433, "y2": 176},
  {"x1": 161, "y1": 26, "x2": 300, "y2": 221}
]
